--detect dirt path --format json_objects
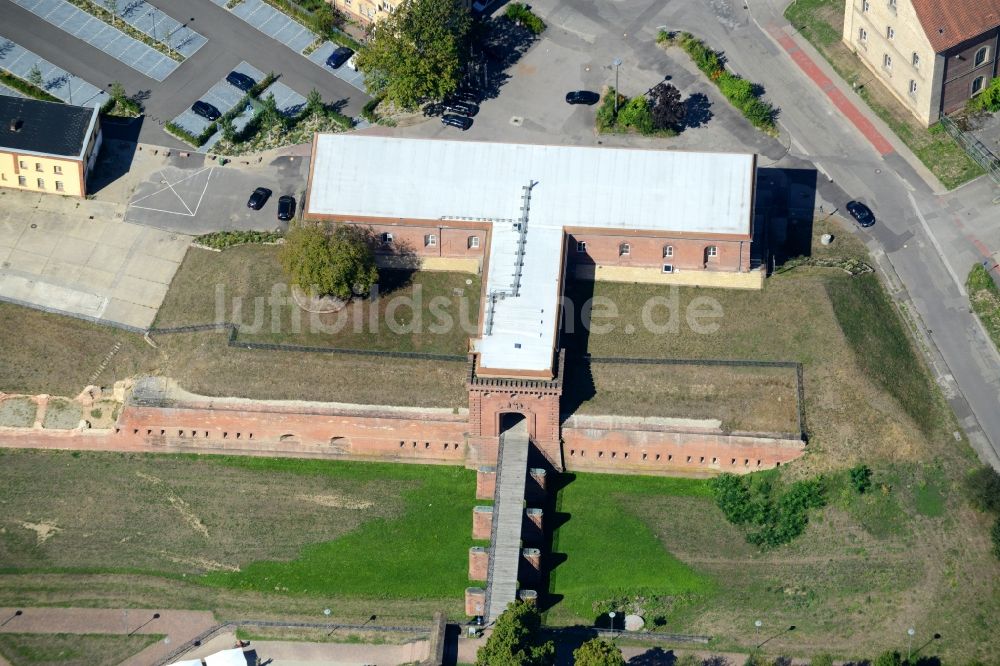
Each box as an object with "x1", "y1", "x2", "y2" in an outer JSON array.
[{"x1": 0, "y1": 607, "x2": 216, "y2": 666}]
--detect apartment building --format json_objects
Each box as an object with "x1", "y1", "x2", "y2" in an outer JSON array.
[
  {"x1": 0, "y1": 96, "x2": 102, "y2": 197},
  {"x1": 843, "y1": 0, "x2": 1000, "y2": 125},
  {"x1": 328, "y1": 0, "x2": 470, "y2": 27}
]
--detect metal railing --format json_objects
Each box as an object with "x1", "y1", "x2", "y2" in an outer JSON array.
[{"x1": 940, "y1": 115, "x2": 1000, "y2": 185}]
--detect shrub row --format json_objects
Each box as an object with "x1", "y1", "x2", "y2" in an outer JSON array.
[
  {"x1": 711, "y1": 472, "x2": 826, "y2": 547},
  {"x1": 670, "y1": 30, "x2": 777, "y2": 133},
  {"x1": 504, "y1": 3, "x2": 546, "y2": 34},
  {"x1": 0, "y1": 70, "x2": 61, "y2": 103},
  {"x1": 361, "y1": 95, "x2": 383, "y2": 123},
  {"x1": 194, "y1": 230, "x2": 284, "y2": 250},
  {"x1": 595, "y1": 87, "x2": 677, "y2": 137},
  {"x1": 170, "y1": 72, "x2": 278, "y2": 147},
  {"x1": 967, "y1": 263, "x2": 1000, "y2": 352}
]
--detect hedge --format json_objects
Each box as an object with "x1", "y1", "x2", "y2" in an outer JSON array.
[
  {"x1": 0, "y1": 71, "x2": 61, "y2": 103},
  {"x1": 194, "y1": 230, "x2": 284, "y2": 250},
  {"x1": 504, "y1": 3, "x2": 546, "y2": 34}
]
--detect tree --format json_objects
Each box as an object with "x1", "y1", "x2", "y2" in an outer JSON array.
[
  {"x1": 27, "y1": 64, "x2": 43, "y2": 88},
  {"x1": 355, "y1": 0, "x2": 471, "y2": 109},
  {"x1": 219, "y1": 116, "x2": 236, "y2": 142},
  {"x1": 965, "y1": 465, "x2": 1000, "y2": 514},
  {"x1": 849, "y1": 464, "x2": 873, "y2": 494},
  {"x1": 311, "y1": 3, "x2": 344, "y2": 35},
  {"x1": 649, "y1": 82, "x2": 686, "y2": 131},
  {"x1": 573, "y1": 637, "x2": 625, "y2": 666},
  {"x1": 280, "y1": 224, "x2": 378, "y2": 300},
  {"x1": 110, "y1": 81, "x2": 126, "y2": 103},
  {"x1": 475, "y1": 601, "x2": 554, "y2": 666},
  {"x1": 306, "y1": 88, "x2": 325, "y2": 117}
]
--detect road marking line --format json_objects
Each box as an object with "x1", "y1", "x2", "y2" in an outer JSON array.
[
  {"x1": 907, "y1": 190, "x2": 965, "y2": 297},
  {"x1": 191, "y1": 167, "x2": 215, "y2": 217},
  {"x1": 128, "y1": 205, "x2": 195, "y2": 217},
  {"x1": 129, "y1": 166, "x2": 212, "y2": 207}
]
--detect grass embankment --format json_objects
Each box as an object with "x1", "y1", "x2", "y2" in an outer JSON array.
[
  {"x1": 0, "y1": 451, "x2": 476, "y2": 621},
  {"x1": 0, "y1": 253, "x2": 474, "y2": 407},
  {"x1": 967, "y1": 263, "x2": 1000, "y2": 351},
  {"x1": 155, "y1": 246, "x2": 479, "y2": 356},
  {"x1": 785, "y1": 0, "x2": 982, "y2": 189},
  {"x1": 0, "y1": 633, "x2": 162, "y2": 666}
]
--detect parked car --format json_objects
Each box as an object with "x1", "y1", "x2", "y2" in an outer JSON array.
[
  {"x1": 277, "y1": 195, "x2": 296, "y2": 221},
  {"x1": 247, "y1": 187, "x2": 272, "y2": 210},
  {"x1": 226, "y1": 71, "x2": 256, "y2": 92},
  {"x1": 441, "y1": 114, "x2": 473, "y2": 130},
  {"x1": 450, "y1": 89, "x2": 480, "y2": 105},
  {"x1": 565, "y1": 90, "x2": 600, "y2": 105},
  {"x1": 191, "y1": 100, "x2": 221, "y2": 121},
  {"x1": 443, "y1": 100, "x2": 478, "y2": 117},
  {"x1": 326, "y1": 46, "x2": 354, "y2": 69},
  {"x1": 846, "y1": 200, "x2": 876, "y2": 228}
]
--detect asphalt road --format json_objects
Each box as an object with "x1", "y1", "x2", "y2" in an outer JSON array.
[
  {"x1": 0, "y1": 0, "x2": 369, "y2": 147},
  {"x1": 517, "y1": 0, "x2": 1000, "y2": 467}
]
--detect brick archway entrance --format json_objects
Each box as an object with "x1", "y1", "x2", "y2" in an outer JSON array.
[{"x1": 465, "y1": 352, "x2": 565, "y2": 470}]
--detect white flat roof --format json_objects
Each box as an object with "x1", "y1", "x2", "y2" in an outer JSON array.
[
  {"x1": 307, "y1": 135, "x2": 755, "y2": 236},
  {"x1": 307, "y1": 135, "x2": 756, "y2": 374}
]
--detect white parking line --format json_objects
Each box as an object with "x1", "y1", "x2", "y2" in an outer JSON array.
[{"x1": 129, "y1": 166, "x2": 214, "y2": 217}]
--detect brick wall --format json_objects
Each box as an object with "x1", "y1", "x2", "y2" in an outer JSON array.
[
  {"x1": 562, "y1": 417, "x2": 804, "y2": 474},
  {"x1": 468, "y1": 547, "x2": 488, "y2": 581},
  {"x1": 472, "y1": 506, "x2": 493, "y2": 540},
  {"x1": 567, "y1": 233, "x2": 750, "y2": 273}
]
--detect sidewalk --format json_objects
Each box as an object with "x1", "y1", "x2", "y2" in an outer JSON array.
[
  {"x1": 0, "y1": 607, "x2": 217, "y2": 666},
  {"x1": 749, "y1": 0, "x2": 947, "y2": 194}
]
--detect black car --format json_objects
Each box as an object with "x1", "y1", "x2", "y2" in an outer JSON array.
[
  {"x1": 226, "y1": 71, "x2": 256, "y2": 92},
  {"x1": 443, "y1": 100, "x2": 478, "y2": 117},
  {"x1": 441, "y1": 114, "x2": 473, "y2": 130},
  {"x1": 277, "y1": 195, "x2": 296, "y2": 221},
  {"x1": 191, "y1": 100, "x2": 221, "y2": 121},
  {"x1": 565, "y1": 90, "x2": 600, "y2": 105},
  {"x1": 247, "y1": 187, "x2": 272, "y2": 210},
  {"x1": 450, "y1": 89, "x2": 480, "y2": 105},
  {"x1": 846, "y1": 200, "x2": 876, "y2": 227},
  {"x1": 326, "y1": 46, "x2": 354, "y2": 69}
]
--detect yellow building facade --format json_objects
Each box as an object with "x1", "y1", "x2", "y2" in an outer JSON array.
[{"x1": 0, "y1": 97, "x2": 102, "y2": 197}]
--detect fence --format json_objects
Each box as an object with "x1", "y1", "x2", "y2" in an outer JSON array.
[{"x1": 940, "y1": 115, "x2": 1000, "y2": 186}]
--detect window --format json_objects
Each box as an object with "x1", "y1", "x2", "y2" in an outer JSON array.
[
  {"x1": 619, "y1": 243, "x2": 630, "y2": 256},
  {"x1": 858, "y1": 27, "x2": 867, "y2": 42},
  {"x1": 862, "y1": 0, "x2": 869, "y2": 11},
  {"x1": 883, "y1": 53, "x2": 892, "y2": 70},
  {"x1": 912, "y1": 52, "x2": 920, "y2": 68},
  {"x1": 975, "y1": 47, "x2": 989, "y2": 67},
  {"x1": 706, "y1": 245, "x2": 719, "y2": 258},
  {"x1": 662, "y1": 264, "x2": 674, "y2": 274},
  {"x1": 972, "y1": 76, "x2": 986, "y2": 95},
  {"x1": 53, "y1": 165, "x2": 62, "y2": 175},
  {"x1": 576, "y1": 241, "x2": 587, "y2": 253},
  {"x1": 18, "y1": 160, "x2": 26, "y2": 169},
  {"x1": 663, "y1": 245, "x2": 674, "y2": 257},
  {"x1": 424, "y1": 234, "x2": 436, "y2": 247},
  {"x1": 380, "y1": 232, "x2": 393, "y2": 244},
  {"x1": 55, "y1": 181, "x2": 64, "y2": 191},
  {"x1": 908, "y1": 79, "x2": 917, "y2": 95},
  {"x1": 36, "y1": 178, "x2": 44, "y2": 189},
  {"x1": 18, "y1": 175, "x2": 26, "y2": 186},
  {"x1": 886, "y1": 26, "x2": 894, "y2": 40},
  {"x1": 35, "y1": 162, "x2": 42, "y2": 172},
  {"x1": 468, "y1": 235, "x2": 480, "y2": 249}
]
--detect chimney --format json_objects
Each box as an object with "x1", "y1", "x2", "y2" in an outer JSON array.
[{"x1": 9, "y1": 118, "x2": 23, "y2": 132}]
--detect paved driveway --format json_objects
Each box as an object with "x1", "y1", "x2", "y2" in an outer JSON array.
[{"x1": 0, "y1": 195, "x2": 190, "y2": 330}]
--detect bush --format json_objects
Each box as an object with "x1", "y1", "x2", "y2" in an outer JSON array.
[
  {"x1": 573, "y1": 637, "x2": 625, "y2": 666},
  {"x1": 164, "y1": 121, "x2": 203, "y2": 147},
  {"x1": 595, "y1": 88, "x2": 626, "y2": 132},
  {"x1": 616, "y1": 95, "x2": 654, "y2": 134},
  {"x1": 710, "y1": 472, "x2": 826, "y2": 547},
  {"x1": 967, "y1": 76, "x2": 1000, "y2": 113},
  {"x1": 992, "y1": 515, "x2": 1000, "y2": 560},
  {"x1": 850, "y1": 464, "x2": 873, "y2": 494},
  {"x1": 476, "y1": 601, "x2": 554, "y2": 666},
  {"x1": 717, "y1": 72, "x2": 754, "y2": 107},
  {"x1": 504, "y1": 2, "x2": 546, "y2": 34},
  {"x1": 195, "y1": 230, "x2": 284, "y2": 250},
  {"x1": 965, "y1": 466, "x2": 1000, "y2": 513},
  {"x1": 362, "y1": 95, "x2": 383, "y2": 123}
]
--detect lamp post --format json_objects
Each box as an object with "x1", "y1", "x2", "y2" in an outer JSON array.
[
  {"x1": 127, "y1": 612, "x2": 160, "y2": 636},
  {"x1": 608, "y1": 611, "x2": 616, "y2": 641},
  {"x1": 757, "y1": 625, "x2": 795, "y2": 650},
  {"x1": 612, "y1": 58, "x2": 622, "y2": 117},
  {"x1": 148, "y1": 8, "x2": 157, "y2": 42},
  {"x1": 0, "y1": 610, "x2": 22, "y2": 628},
  {"x1": 754, "y1": 619, "x2": 762, "y2": 643},
  {"x1": 907, "y1": 627, "x2": 915, "y2": 662}
]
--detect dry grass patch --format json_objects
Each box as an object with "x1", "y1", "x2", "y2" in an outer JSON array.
[
  {"x1": 0, "y1": 633, "x2": 163, "y2": 666},
  {"x1": 0, "y1": 396, "x2": 37, "y2": 428},
  {"x1": 41, "y1": 398, "x2": 81, "y2": 430}
]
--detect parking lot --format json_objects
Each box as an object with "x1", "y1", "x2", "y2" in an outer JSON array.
[
  {"x1": 170, "y1": 62, "x2": 266, "y2": 138},
  {"x1": 113, "y1": 0, "x2": 207, "y2": 58},
  {"x1": 231, "y1": 0, "x2": 316, "y2": 53},
  {"x1": 125, "y1": 153, "x2": 308, "y2": 235},
  {"x1": 0, "y1": 35, "x2": 107, "y2": 106},
  {"x1": 307, "y1": 41, "x2": 365, "y2": 92},
  {"x1": 9, "y1": 0, "x2": 180, "y2": 81}
]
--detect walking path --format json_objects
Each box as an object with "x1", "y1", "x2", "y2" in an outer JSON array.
[
  {"x1": 485, "y1": 420, "x2": 529, "y2": 622},
  {"x1": 0, "y1": 607, "x2": 216, "y2": 666}
]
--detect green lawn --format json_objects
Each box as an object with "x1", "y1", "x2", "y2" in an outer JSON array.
[
  {"x1": 0, "y1": 451, "x2": 475, "y2": 618},
  {"x1": 155, "y1": 246, "x2": 480, "y2": 356},
  {"x1": 0, "y1": 633, "x2": 162, "y2": 666},
  {"x1": 785, "y1": 0, "x2": 983, "y2": 189}
]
